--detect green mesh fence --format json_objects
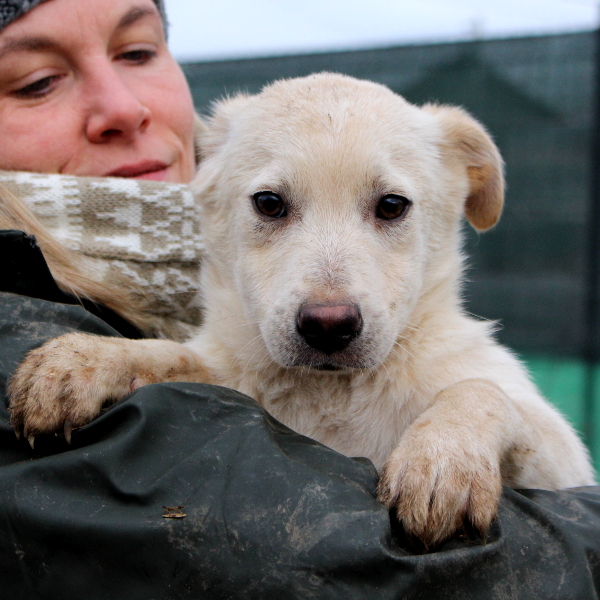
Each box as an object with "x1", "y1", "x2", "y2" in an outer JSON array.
[{"x1": 181, "y1": 33, "x2": 600, "y2": 470}]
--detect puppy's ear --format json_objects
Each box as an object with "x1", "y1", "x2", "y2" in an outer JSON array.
[
  {"x1": 425, "y1": 104, "x2": 504, "y2": 231},
  {"x1": 198, "y1": 94, "x2": 253, "y2": 159}
]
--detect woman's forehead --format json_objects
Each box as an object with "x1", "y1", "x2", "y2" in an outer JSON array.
[
  {"x1": 0, "y1": 0, "x2": 165, "y2": 33},
  {"x1": 0, "y1": 0, "x2": 53, "y2": 32},
  {"x1": 0, "y1": 0, "x2": 165, "y2": 56}
]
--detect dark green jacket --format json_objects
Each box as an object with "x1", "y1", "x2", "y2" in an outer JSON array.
[{"x1": 1, "y1": 229, "x2": 599, "y2": 599}]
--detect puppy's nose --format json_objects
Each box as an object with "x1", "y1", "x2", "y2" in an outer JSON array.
[{"x1": 297, "y1": 303, "x2": 362, "y2": 354}]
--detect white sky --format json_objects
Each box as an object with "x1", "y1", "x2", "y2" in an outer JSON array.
[{"x1": 165, "y1": 0, "x2": 599, "y2": 63}]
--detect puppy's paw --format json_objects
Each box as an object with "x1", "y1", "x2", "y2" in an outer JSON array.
[
  {"x1": 8, "y1": 333, "x2": 143, "y2": 446},
  {"x1": 377, "y1": 418, "x2": 502, "y2": 548},
  {"x1": 9, "y1": 333, "x2": 213, "y2": 447}
]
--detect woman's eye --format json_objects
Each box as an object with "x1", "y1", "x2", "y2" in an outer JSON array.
[
  {"x1": 376, "y1": 194, "x2": 412, "y2": 221},
  {"x1": 253, "y1": 191, "x2": 287, "y2": 219},
  {"x1": 13, "y1": 75, "x2": 61, "y2": 99},
  {"x1": 118, "y1": 49, "x2": 157, "y2": 64}
]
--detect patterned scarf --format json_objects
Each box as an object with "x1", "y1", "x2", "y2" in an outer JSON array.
[{"x1": 0, "y1": 170, "x2": 203, "y2": 341}]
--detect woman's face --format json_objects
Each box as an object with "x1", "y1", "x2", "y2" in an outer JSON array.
[{"x1": 0, "y1": 0, "x2": 196, "y2": 183}]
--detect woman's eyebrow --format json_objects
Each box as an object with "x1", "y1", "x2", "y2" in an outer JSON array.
[
  {"x1": 117, "y1": 6, "x2": 160, "y2": 30},
  {"x1": 0, "y1": 37, "x2": 58, "y2": 61},
  {"x1": 0, "y1": 7, "x2": 160, "y2": 60}
]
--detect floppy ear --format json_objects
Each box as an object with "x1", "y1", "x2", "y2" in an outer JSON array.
[{"x1": 424, "y1": 104, "x2": 504, "y2": 231}]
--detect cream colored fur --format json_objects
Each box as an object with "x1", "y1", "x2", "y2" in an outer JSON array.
[{"x1": 9, "y1": 73, "x2": 595, "y2": 547}]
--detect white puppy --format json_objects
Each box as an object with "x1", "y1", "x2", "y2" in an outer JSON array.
[{"x1": 10, "y1": 73, "x2": 595, "y2": 547}]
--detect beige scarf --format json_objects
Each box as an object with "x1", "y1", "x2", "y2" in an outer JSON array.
[{"x1": 0, "y1": 170, "x2": 203, "y2": 341}]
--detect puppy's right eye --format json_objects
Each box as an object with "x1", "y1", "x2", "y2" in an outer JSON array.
[
  {"x1": 253, "y1": 191, "x2": 287, "y2": 218},
  {"x1": 376, "y1": 194, "x2": 411, "y2": 221}
]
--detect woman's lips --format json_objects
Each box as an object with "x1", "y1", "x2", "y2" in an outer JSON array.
[
  {"x1": 132, "y1": 168, "x2": 169, "y2": 182},
  {"x1": 106, "y1": 161, "x2": 170, "y2": 180}
]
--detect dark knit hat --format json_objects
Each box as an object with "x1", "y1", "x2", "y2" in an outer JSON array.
[{"x1": 0, "y1": 0, "x2": 166, "y2": 32}]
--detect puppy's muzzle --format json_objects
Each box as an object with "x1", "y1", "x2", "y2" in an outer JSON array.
[{"x1": 296, "y1": 303, "x2": 362, "y2": 354}]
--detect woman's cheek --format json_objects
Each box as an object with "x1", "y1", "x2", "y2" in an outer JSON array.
[
  {"x1": 0, "y1": 106, "x2": 74, "y2": 172},
  {"x1": 150, "y1": 62, "x2": 195, "y2": 131},
  {"x1": 155, "y1": 79, "x2": 197, "y2": 180}
]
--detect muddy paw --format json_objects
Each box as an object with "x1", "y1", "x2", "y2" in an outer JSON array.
[
  {"x1": 8, "y1": 333, "x2": 143, "y2": 446},
  {"x1": 377, "y1": 418, "x2": 502, "y2": 548}
]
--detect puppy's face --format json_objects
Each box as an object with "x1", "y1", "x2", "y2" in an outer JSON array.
[{"x1": 196, "y1": 74, "x2": 503, "y2": 372}]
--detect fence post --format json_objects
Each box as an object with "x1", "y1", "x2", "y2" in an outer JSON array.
[{"x1": 584, "y1": 25, "x2": 600, "y2": 464}]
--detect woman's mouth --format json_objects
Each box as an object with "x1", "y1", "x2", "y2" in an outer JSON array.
[{"x1": 106, "y1": 161, "x2": 170, "y2": 181}]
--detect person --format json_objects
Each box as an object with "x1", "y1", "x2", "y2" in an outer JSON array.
[
  {"x1": 0, "y1": 1, "x2": 599, "y2": 598},
  {"x1": 0, "y1": 0, "x2": 204, "y2": 340},
  {"x1": 0, "y1": 0, "x2": 195, "y2": 182}
]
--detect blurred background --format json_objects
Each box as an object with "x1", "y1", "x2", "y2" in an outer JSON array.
[{"x1": 166, "y1": 0, "x2": 600, "y2": 471}]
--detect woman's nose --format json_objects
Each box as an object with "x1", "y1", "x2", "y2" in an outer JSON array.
[{"x1": 84, "y1": 64, "x2": 151, "y2": 143}]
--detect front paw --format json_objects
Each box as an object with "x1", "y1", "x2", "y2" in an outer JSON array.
[
  {"x1": 377, "y1": 418, "x2": 502, "y2": 548},
  {"x1": 8, "y1": 333, "x2": 139, "y2": 446}
]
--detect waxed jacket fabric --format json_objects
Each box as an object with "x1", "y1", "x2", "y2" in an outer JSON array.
[{"x1": 1, "y1": 229, "x2": 600, "y2": 599}]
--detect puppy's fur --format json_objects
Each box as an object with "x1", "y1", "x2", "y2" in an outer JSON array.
[{"x1": 9, "y1": 74, "x2": 595, "y2": 546}]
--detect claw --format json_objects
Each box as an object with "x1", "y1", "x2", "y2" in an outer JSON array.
[
  {"x1": 26, "y1": 435, "x2": 35, "y2": 450},
  {"x1": 14, "y1": 426, "x2": 21, "y2": 441},
  {"x1": 64, "y1": 420, "x2": 73, "y2": 445}
]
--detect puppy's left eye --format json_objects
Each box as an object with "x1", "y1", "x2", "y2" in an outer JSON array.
[
  {"x1": 253, "y1": 191, "x2": 288, "y2": 219},
  {"x1": 376, "y1": 194, "x2": 411, "y2": 221}
]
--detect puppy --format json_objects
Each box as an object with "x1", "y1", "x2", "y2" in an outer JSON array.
[{"x1": 9, "y1": 73, "x2": 595, "y2": 547}]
